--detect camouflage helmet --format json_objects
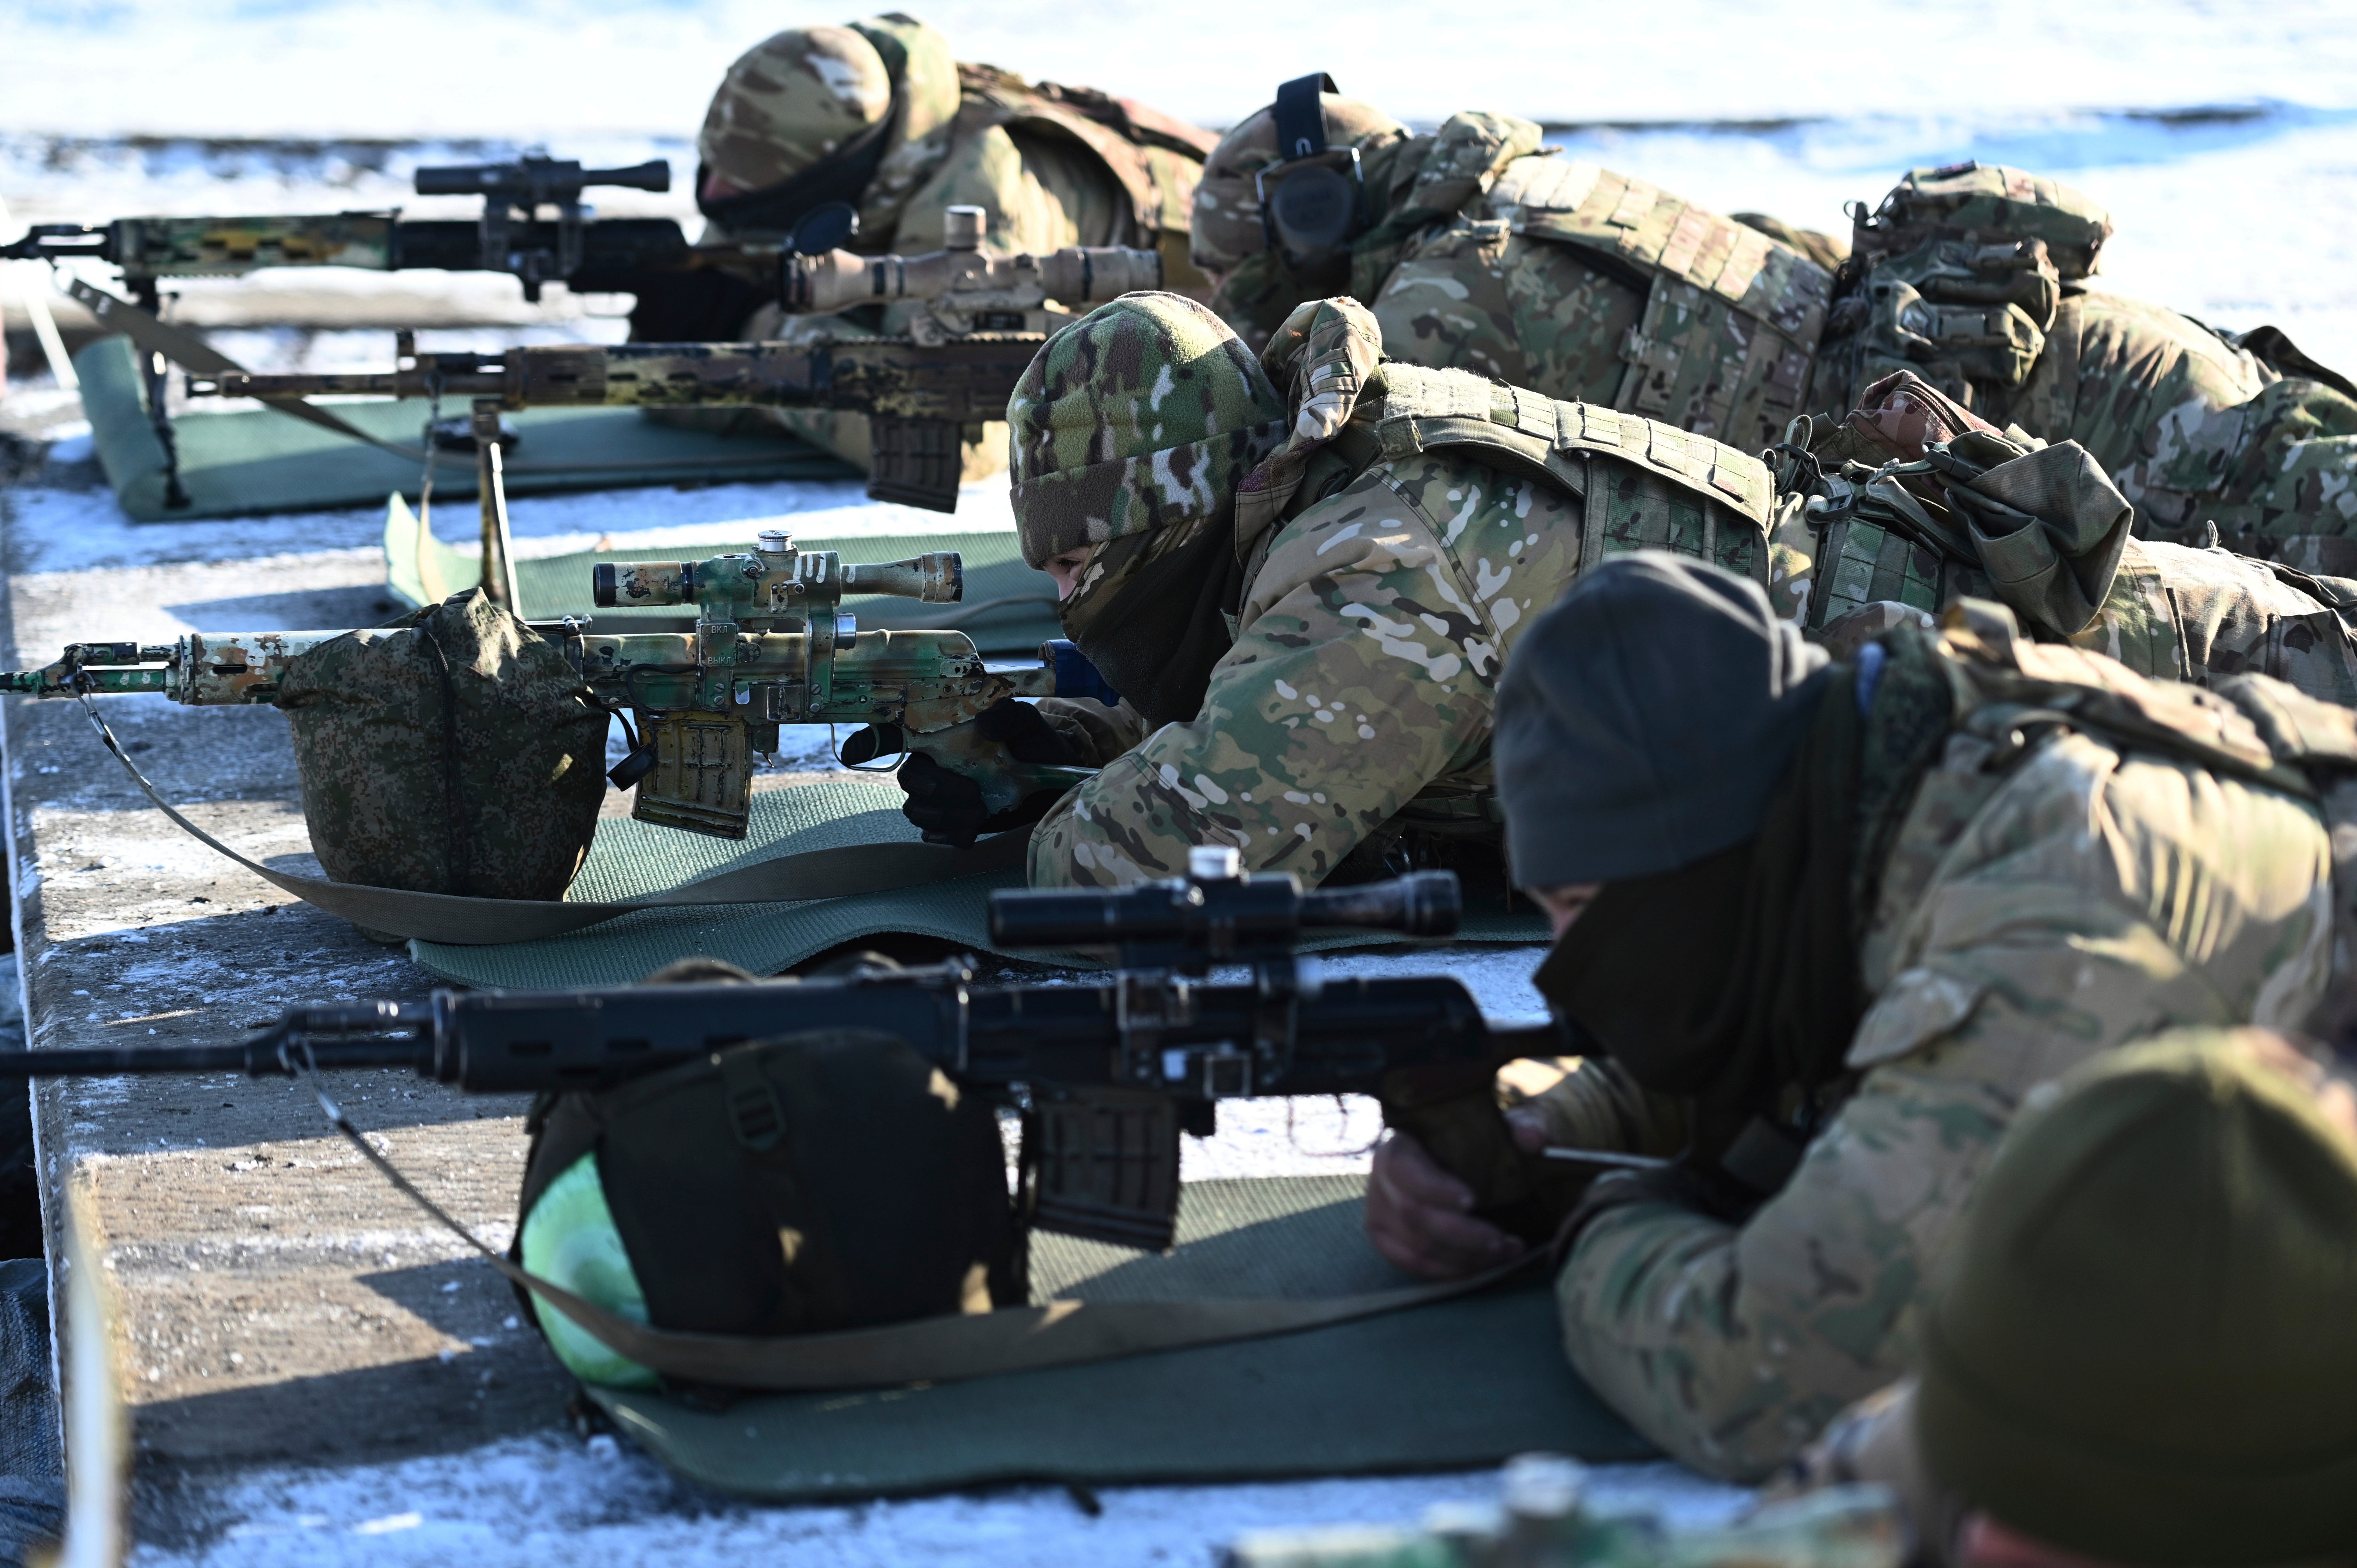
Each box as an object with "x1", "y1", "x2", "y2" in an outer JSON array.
[
  {"x1": 1191, "y1": 92, "x2": 1410, "y2": 274},
  {"x1": 696, "y1": 15, "x2": 959, "y2": 221},
  {"x1": 1008, "y1": 292, "x2": 1288, "y2": 569},
  {"x1": 698, "y1": 25, "x2": 895, "y2": 198}
]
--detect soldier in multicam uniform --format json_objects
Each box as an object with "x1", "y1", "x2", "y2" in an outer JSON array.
[
  {"x1": 1195, "y1": 92, "x2": 2357, "y2": 567},
  {"x1": 1189, "y1": 76, "x2": 1843, "y2": 459},
  {"x1": 892, "y1": 290, "x2": 1783, "y2": 887},
  {"x1": 1363, "y1": 551, "x2": 2341, "y2": 1481},
  {"x1": 876, "y1": 294, "x2": 2357, "y2": 874},
  {"x1": 632, "y1": 12, "x2": 1216, "y2": 478},
  {"x1": 1811, "y1": 162, "x2": 2357, "y2": 561}
]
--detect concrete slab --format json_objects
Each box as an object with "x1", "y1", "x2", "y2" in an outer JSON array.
[{"x1": 0, "y1": 465, "x2": 1722, "y2": 1564}]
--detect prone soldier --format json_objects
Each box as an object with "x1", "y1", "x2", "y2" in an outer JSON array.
[
  {"x1": 886, "y1": 295, "x2": 2357, "y2": 892},
  {"x1": 646, "y1": 12, "x2": 1217, "y2": 480},
  {"x1": 1777, "y1": 1028, "x2": 2357, "y2": 1567},
  {"x1": 1192, "y1": 83, "x2": 2357, "y2": 560},
  {"x1": 1363, "y1": 551, "x2": 2347, "y2": 1481}
]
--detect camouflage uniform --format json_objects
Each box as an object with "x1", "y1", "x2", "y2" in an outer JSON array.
[
  {"x1": 1781, "y1": 369, "x2": 2357, "y2": 704},
  {"x1": 1815, "y1": 162, "x2": 2357, "y2": 555},
  {"x1": 1014, "y1": 296, "x2": 1776, "y2": 888},
  {"x1": 682, "y1": 15, "x2": 1216, "y2": 476},
  {"x1": 1193, "y1": 94, "x2": 1838, "y2": 457},
  {"x1": 1534, "y1": 620, "x2": 2336, "y2": 1481}
]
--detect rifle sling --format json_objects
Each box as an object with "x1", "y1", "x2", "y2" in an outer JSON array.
[
  {"x1": 66, "y1": 279, "x2": 858, "y2": 480},
  {"x1": 328, "y1": 1097, "x2": 1521, "y2": 1392},
  {"x1": 76, "y1": 694, "x2": 1025, "y2": 946}
]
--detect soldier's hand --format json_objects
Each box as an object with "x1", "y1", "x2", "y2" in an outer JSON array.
[
  {"x1": 1364, "y1": 1109, "x2": 1550, "y2": 1279},
  {"x1": 975, "y1": 697, "x2": 1079, "y2": 766}
]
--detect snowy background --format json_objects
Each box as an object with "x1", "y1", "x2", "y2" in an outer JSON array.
[{"x1": 0, "y1": 0, "x2": 2350, "y2": 1562}]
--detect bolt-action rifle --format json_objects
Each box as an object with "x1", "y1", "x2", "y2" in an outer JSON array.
[
  {"x1": 180, "y1": 202, "x2": 1160, "y2": 513},
  {"x1": 0, "y1": 860, "x2": 1603, "y2": 1251},
  {"x1": 0, "y1": 535, "x2": 1120, "y2": 842}
]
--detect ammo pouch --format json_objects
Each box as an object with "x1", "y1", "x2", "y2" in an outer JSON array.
[
  {"x1": 274, "y1": 590, "x2": 607, "y2": 935},
  {"x1": 516, "y1": 1026, "x2": 1023, "y2": 1382},
  {"x1": 1815, "y1": 161, "x2": 2115, "y2": 417}
]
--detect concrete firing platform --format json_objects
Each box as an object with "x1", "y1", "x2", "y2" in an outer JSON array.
[{"x1": 0, "y1": 445, "x2": 1733, "y2": 1563}]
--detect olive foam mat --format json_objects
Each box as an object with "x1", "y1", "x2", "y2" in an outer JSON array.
[
  {"x1": 586, "y1": 1175, "x2": 1652, "y2": 1502},
  {"x1": 406, "y1": 778, "x2": 1548, "y2": 988},
  {"x1": 76, "y1": 334, "x2": 857, "y2": 523}
]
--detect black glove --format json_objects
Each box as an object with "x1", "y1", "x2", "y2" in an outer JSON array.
[
  {"x1": 896, "y1": 752, "x2": 1067, "y2": 847},
  {"x1": 975, "y1": 697, "x2": 1080, "y2": 765}
]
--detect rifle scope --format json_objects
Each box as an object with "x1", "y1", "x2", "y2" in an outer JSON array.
[
  {"x1": 413, "y1": 159, "x2": 671, "y2": 198},
  {"x1": 989, "y1": 865, "x2": 1461, "y2": 965}
]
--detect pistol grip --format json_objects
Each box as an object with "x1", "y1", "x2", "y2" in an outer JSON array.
[{"x1": 1381, "y1": 1087, "x2": 1590, "y2": 1246}]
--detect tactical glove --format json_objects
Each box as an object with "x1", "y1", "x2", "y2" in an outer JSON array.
[{"x1": 868, "y1": 700, "x2": 1083, "y2": 848}]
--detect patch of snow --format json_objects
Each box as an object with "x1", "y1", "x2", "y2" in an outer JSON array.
[{"x1": 135, "y1": 1438, "x2": 1743, "y2": 1568}]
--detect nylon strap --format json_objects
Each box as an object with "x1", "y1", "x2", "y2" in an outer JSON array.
[
  {"x1": 1271, "y1": 73, "x2": 1338, "y2": 161},
  {"x1": 76, "y1": 694, "x2": 1025, "y2": 946},
  {"x1": 66, "y1": 278, "x2": 853, "y2": 480},
  {"x1": 320, "y1": 1089, "x2": 1520, "y2": 1392}
]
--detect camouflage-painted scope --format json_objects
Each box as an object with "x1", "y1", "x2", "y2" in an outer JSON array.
[{"x1": 590, "y1": 546, "x2": 962, "y2": 616}]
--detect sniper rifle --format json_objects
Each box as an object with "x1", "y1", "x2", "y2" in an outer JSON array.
[
  {"x1": 0, "y1": 535, "x2": 1118, "y2": 841},
  {"x1": 0, "y1": 858, "x2": 1606, "y2": 1251},
  {"x1": 19, "y1": 189, "x2": 1157, "y2": 514}
]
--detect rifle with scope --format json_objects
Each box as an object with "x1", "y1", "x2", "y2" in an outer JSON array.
[
  {"x1": 172, "y1": 204, "x2": 1157, "y2": 513},
  {"x1": 17, "y1": 182, "x2": 1159, "y2": 512},
  {"x1": 0, "y1": 535, "x2": 1117, "y2": 842},
  {"x1": 0, "y1": 860, "x2": 1588, "y2": 1251}
]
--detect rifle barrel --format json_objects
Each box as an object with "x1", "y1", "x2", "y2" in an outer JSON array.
[{"x1": 0, "y1": 1037, "x2": 429, "y2": 1078}]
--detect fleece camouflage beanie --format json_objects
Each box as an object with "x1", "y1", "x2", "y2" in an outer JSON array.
[
  {"x1": 1918, "y1": 1029, "x2": 2357, "y2": 1566},
  {"x1": 1007, "y1": 292, "x2": 1288, "y2": 569},
  {"x1": 1190, "y1": 92, "x2": 1410, "y2": 274}
]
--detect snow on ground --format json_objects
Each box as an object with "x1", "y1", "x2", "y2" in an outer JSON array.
[
  {"x1": 6, "y1": 1, "x2": 2351, "y2": 1556},
  {"x1": 145, "y1": 1444, "x2": 1744, "y2": 1568}
]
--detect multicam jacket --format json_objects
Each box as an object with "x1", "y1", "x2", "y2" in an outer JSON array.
[
  {"x1": 1537, "y1": 619, "x2": 2336, "y2": 1480},
  {"x1": 1026, "y1": 363, "x2": 1777, "y2": 887}
]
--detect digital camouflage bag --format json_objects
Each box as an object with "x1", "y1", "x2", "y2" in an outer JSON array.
[{"x1": 274, "y1": 589, "x2": 608, "y2": 936}]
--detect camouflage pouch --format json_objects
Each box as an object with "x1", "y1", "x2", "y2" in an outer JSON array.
[
  {"x1": 274, "y1": 590, "x2": 608, "y2": 932},
  {"x1": 514, "y1": 1023, "x2": 1023, "y2": 1390},
  {"x1": 1850, "y1": 162, "x2": 2113, "y2": 281}
]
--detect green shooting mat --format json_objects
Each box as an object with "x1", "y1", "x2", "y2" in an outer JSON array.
[
  {"x1": 384, "y1": 506, "x2": 1064, "y2": 655},
  {"x1": 75, "y1": 334, "x2": 858, "y2": 523},
  {"x1": 586, "y1": 1175, "x2": 1654, "y2": 1501},
  {"x1": 407, "y1": 777, "x2": 1548, "y2": 989}
]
